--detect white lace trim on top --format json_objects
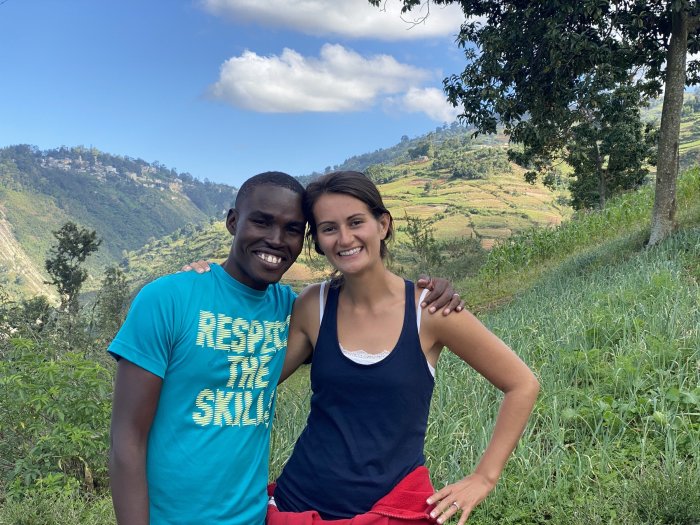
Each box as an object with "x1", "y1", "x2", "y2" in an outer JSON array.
[
  {"x1": 319, "y1": 282, "x2": 436, "y2": 377},
  {"x1": 340, "y1": 345, "x2": 391, "y2": 364}
]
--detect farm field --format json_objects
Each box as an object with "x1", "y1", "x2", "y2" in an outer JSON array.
[{"x1": 379, "y1": 169, "x2": 567, "y2": 246}]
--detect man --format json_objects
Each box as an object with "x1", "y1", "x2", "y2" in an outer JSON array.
[{"x1": 109, "y1": 171, "x2": 460, "y2": 524}]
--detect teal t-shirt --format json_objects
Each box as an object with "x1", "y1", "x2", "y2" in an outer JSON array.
[{"x1": 109, "y1": 264, "x2": 296, "y2": 525}]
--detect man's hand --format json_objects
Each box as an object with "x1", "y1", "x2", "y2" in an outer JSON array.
[
  {"x1": 417, "y1": 276, "x2": 464, "y2": 315},
  {"x1": 181, "y1": 260, "x2": 211, "y2": 273}
]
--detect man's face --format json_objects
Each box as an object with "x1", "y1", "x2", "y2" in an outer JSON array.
[{"x1": 225, "y1": 184, "x2": 306, "y2": 290}]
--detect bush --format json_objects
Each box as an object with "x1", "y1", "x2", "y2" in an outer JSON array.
[{"x1": 0, "y1": 338, "x2": 112, "y2": 497}]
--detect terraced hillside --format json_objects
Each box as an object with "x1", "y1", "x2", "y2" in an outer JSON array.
[
  {"x1": 379, "y1": 163, "x2": 566, "y2": 249},
  {"x1": 122, "y1": 158, "x2": 567, "y2": 290}
]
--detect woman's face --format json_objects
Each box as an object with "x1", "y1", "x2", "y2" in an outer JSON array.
[{"x1": 312, "y1": 192, "x2": 390, "y2": 275}]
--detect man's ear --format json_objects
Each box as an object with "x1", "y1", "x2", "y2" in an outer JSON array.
[{"x1": 226, "y1": 208, "x2": 238, "y2": 236}]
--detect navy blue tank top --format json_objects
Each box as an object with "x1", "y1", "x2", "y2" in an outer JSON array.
[{"x1": 274, "y1": 280, "x2": 435, "y2": 520}]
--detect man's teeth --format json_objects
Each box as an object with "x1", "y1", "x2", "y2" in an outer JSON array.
[
  {"x1": 339, "y1": 247, "x2": 361, "y2": 256},
  {"x1": 257, "y1": 253, "x2": 282, "y2": 264}
]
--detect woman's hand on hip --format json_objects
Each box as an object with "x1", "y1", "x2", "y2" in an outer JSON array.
[{"x1": 427, "y1": 473, "x2": 495, "y2": 524}]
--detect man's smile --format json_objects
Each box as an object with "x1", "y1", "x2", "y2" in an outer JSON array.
[{"x1": 255, "y1": 251, "x2": 284, "y2": 265}]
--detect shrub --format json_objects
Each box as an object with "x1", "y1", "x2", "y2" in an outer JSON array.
[{"x1": 0, "y1": 338, "x2": 112, "y2": 497}]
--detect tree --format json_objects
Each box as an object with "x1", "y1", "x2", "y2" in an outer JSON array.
[
  {"x1": 45, "y1": 222, "x2": 101, "y2": 314},
  {"x1": 365, "y1": 164, "x2": 394, "y2": 183},
  {"x1": 399, "y1": 214, "x2": 442, "y2": 271},
  {"x1": 94, "y1": 266, "x2": 129, "y2": 340},
  {"x1": 563, "y1": 83, "x2": 657, "y2": 209},
  {"x1": 370, "y1": 0, "x2": 700, "y2": 245},
  {"x1": 407, "y1": 142, "x2": 434, "y2": 159}
]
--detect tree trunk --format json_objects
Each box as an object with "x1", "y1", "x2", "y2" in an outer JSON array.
[
  {"x1": 648, "y1": 6, "x2": 687, "y2": 247},
  {"x1": 595, "y1": 142, "x2": 606, "y2": 208}
]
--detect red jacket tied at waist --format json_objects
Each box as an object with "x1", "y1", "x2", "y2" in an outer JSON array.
[{"x1": 266, "y1": 467, "x2": 436, "y2": 524}]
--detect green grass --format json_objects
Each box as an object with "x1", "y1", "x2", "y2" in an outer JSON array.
[
  {"x1": 460, "y1": 168, "x2": 700, "y2": 310},
  {"x1": 0, "y1": 492, "x2": 114, "y2": 525}
]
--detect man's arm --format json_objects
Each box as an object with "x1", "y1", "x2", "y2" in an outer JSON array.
[
  {"x1": 180, "y1": 263, "x2": 465, "y2": 316},
  {"x1": 110, "y1": 359, "x2": 162, "y2": 525}
]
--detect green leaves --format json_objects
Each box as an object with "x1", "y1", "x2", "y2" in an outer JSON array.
[
  {"x1": 0, "y1": 339, "x2": 112, "y2": 497},
  {"x1": 45, "y1": 222, "x2": 101, "y2": 314}
]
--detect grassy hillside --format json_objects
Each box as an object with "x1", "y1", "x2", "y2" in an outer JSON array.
[
  {"x1": 0, "y1": 145, "x2": 237, "y2": 299},
  {"x1": 299, "y1": 122, "x2": 508, "y2": 182},
  {"x1": 380, "y1": 162, "x2": 566, "y2": 247}
]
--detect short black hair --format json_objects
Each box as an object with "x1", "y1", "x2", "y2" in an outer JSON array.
[{"x1": 234, "y1": 171, "x2": 305, "y2": 209}]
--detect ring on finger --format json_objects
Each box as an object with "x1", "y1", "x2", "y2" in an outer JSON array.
[
  {"x1": 452, "y1": 293, "x2": 460, "y2": 298},
  {"x1": 451, "y1": 501, "x2": 460, "y2": 510}
]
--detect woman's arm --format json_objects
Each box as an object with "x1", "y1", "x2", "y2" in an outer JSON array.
[{"x1": 422, "y1": 310, "x2": 540, "y2": 525}]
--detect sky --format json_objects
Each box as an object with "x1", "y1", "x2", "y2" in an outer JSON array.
[{"x1": 0, "y1": 0, "x2": 467, "y2": 187}]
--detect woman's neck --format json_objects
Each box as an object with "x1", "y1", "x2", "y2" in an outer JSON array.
[{"x1": 339, "y1": 265, "x2": 403, "y2": 310}]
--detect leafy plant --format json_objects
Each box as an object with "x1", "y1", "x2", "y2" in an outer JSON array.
[{"x1": 0, "y1": 338, "x2": 112, "y2": 496}]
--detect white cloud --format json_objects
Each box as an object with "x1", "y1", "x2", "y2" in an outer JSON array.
[
  {"x1": 201, "y1": 0, "x2": 464, "y2": 40},
  {"x1": 209, "y1": 44, "x2": 431, "y2": 113},
  {"x1": 396, "y1": 87, "x2": 460, "y2": 122}
]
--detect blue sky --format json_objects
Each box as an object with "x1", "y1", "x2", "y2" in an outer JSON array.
[{"x1": 0, "y1": 0, "x2": 466, "y2": 187}]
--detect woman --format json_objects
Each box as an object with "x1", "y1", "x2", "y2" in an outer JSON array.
[{"x1": 268, "y1": 171, "x2": 540, "y2": 525}]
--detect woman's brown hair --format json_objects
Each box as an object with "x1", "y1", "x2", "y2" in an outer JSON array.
[{"x1": 303, "y1": 171, "x2": 394, "y2": 259}]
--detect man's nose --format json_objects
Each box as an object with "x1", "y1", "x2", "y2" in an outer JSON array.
[{"x1": 267, "y1": 225, "x2": 284, "y2": 246}]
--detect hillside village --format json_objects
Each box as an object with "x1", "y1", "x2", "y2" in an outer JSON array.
[{"x1": 40, "y1": 153, "x2": 186, "y2": 192}]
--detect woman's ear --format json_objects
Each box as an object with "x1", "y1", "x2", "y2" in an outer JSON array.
[{"x1": 379, "y1": 213, "x2": 391, "y2": 240}]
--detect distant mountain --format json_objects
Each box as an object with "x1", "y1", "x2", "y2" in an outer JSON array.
[
  {"x1": 298, "y1": 122, "x2": 508, "y2": 184},
  {"x1": 0, "y1": 145, "x2": 237, "y2": 299}
]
